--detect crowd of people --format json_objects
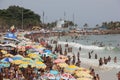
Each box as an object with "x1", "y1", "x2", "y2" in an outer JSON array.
[{"x1": 0, "y1": 31, "x2": 120, "y2": 80}]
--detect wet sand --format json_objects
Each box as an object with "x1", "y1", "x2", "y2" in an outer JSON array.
[{"x1": 81, "y1": 63, "x2": 119, "y2": 80}]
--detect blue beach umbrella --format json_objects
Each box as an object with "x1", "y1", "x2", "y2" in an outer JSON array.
[
  {"x1": 48, "y1": 54, "x2": 57, "y2": 58},
  {"x1": 1, "y1": 57, "x2": 13, "y2": 62},
  {"x1": 44, "y1": 49, "x2": 52, "y2": 54},
  {"x1": 50, "y1": 70, "x2": 59, "y2": 75},
  {"x1": 12, "y1": 57, "x2": 23, "y2": 60},
  {"x1": 0, "y1": 62, "x2": 10, "y2": 67},
  {"x1": 12, "y1": 55, "x2": 24, "y2": 60}
]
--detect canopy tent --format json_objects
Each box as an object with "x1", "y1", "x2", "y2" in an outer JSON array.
[{"x1": 4, "y1": 32, "x2": 19, "y2": 42}]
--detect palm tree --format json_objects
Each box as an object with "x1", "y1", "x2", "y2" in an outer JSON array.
[
  {"x1": 95, "y1": 24, "x2": 99, "y2": 29},
  {"x1": 83, "y1": 23, "x2": 88, "y2": 30}
]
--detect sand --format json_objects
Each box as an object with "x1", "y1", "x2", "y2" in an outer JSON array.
[{"x1": 81, "y1": 63, "x2": 119, "y2": 80}]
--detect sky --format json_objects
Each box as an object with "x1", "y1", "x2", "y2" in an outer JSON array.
[{"x1": 0, "y1": 0, "x2": 120, "y2": 28}]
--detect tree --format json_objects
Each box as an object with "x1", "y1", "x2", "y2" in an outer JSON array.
[
  {"x1": 0, "y1": 5, "x2": 41, "y2": 30},
  {"x1": 95, "y1": 24, "x2": 99, "y2": 28},
  {"x1": 83, "y1": 23, "x2": 88, "y2": 30}
]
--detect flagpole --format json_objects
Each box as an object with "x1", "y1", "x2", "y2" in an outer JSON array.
[
  {"x1": 22, "y1": 8, "x2": 23, "y2": 30},
  {"x1": 43, "y1": 11, "x2": 45, "y2": 25}
]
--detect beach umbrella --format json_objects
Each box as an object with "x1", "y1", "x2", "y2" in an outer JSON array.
[
  {"x1": 13, "y1": 54, "x2": 24, "y2": 59},
  {"x1": 40, "y1": 73, "x2": 48, "y2": 80},
  {"x1": 61, "y1": 73, "x2": 70, "y2": 79},
  {"x1": 34, "y1": 45, "x2": 43, "y2": 49},
  {"x1": 19, "y1": 62, "x2": 36, "y2": 68},
  {"x1": 47, "y1": 73, "x2": 56, "y2": 79},
  {"x1": 0, "y1": 62, "x2": 10, "y2": 67},
  {"x1": 64, "y1": 65, "x2": 79, "y2": 73},
  {"x1": 53, "y1": 59, "x2": 65, "y2": 63},
  {"x1": 26, "y1": 48, "x2": 37, "y2": 54},
  {"x1": 11, "y1": 60, "x2": 24, "y2": 65},
  {"x1": 4, "y1": 53, "x2": 14, "y2": 57},
  {"x1": 17, "y1": 46, "x2": 25, "y2": 51},
  {"x1": 44, "y1": 49, "x2": 52, "y2": 54},
  {"x1": 61, "y1": 73, "x2": 76, "y2": 80},
  {"x1": 1, "y1": 57, "x2": 13, "y2": 62},
  {"x1": 77, "y1": 77, "x2": 92, "y2": 80},
  {"x1": 57, "y1": 62, "x2": 68, "y2": 68},
  {"x1": 34, "y1": 57, "x2": 44, "y2": 62},
  {"x1": 78, "y1": 67, "x2": 90, "y2": 73},
  {"x1": 74, "y1": 71, "x2": 93, "y2": 78},
  {"x1": 1, "y1": 50, "x2": 7, "y2": 54},
  {"x1": 28, "y1": 53, "x2": 39, "y2": 58},
  {"x1": 22, "y1": 58, "x2": 33, "y2": 63},
  {"x1": 69, "y1": 74, "x2": 76, "y2": 80},
  {"x1": 50, "y1": 70, "x2": 59, "y2": 75},
  {"x1": 56, "y1": 74, "x2": 61, "y2": 80},
  {"x1": 18, "y1": 61, "x2": 34, "y2": 68},
  {"x1": 25, "y1": 46, "x2": 33, "y2": 49},
  {"x1": 19, "y1": 64, "x2": 29, "y2": 68},
  {"x1": 47, "y1": 53, "x2": 57, "y2": 58},
  {"x1": 4, "y1": 43, "x2": 16, "y2": 48},
  {"x1": 34, "y1": 61, "x2": 46, "y2": 69},
  {"x1": 12, "y1": 56, "x2": 23, "y2": 60}
]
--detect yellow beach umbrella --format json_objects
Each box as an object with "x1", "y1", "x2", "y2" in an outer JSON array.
[
  {"x1": 35, "y1": 61, "x2": 43, "y2": 64},
  {"x1": 1, "y1": 50, "x2": 7, "y2": 54},
  {"x1": 57, "y1": 63, "x2": 68, "y2": 68},
  {"x1": 64, "y1": 65, "x2": 79, "y2": 73},
  {"x1": 19, "y1": 61, "x2": 32, "y2": 68},
  {"x1": 19, "y1": 61, "x2": 34, "y2": 68},
  {"x1": 77, "y1": 77, "x2": 92, "y2": 80},
  {"x1": 22, "y1": 58, "x2": 33, "y2": 62},
  {"x1": 14, "y1": 54, "x2": 24, "y2": 58},
  {"x1": 35, "y1": 61, "x2": 46, "y2": 69},
  {"x1": 19, "y1": 64, "x2": 29, "y2": 68},
  {"x1": 4, "y1": 53, "x2": 14, "y2": 57},
  {"x1": 28, "y1": 53, "x2": 39, "y2": 58},
  {"x1": 11, "y1": 60, "x2": 24, "y2": 65},
  {"x1": 35, "y1": 45, "x2": 43, "y2": 48},
  {"x1": 78, "y1": 67, "x2": 90, "y2": 73},
  {"x1": 75, "y1": 71, "x2": 93, "y2": 78}
]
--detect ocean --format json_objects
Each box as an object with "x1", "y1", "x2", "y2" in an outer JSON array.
[{"x1": 51, "y1": 34, "x2": 120, "y2": 70}]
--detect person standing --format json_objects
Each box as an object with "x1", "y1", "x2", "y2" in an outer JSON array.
[
  {"x1": 114, "y1": 56, "x2": 117, "y2": 63},
  {"x1": 99, "y1": 58, "x2": 103, "y2": 66},
  {"x1": 88, "y1": 52, "x2": 91, "y2": 59},
  {"x1": 95, "y1": 54, "x2": 97, "y2": 59},
  {"x1": 108, "y1": 56, "x2": 111, "y2": 62},
  {"x1": 96, "y1": 74, "x2": 100, "y2": 80},
  {"x1": 117, "y1": 71, "x2": 120, "y2": 80}
]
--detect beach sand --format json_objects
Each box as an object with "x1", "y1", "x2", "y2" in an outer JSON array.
[{"x1": 81, "y1": 63, "x2": 119, "y2": 80}]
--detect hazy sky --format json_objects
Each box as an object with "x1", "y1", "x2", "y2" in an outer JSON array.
[{"x1": 0, "y1": 0, "x2": 120, "y2": 27}]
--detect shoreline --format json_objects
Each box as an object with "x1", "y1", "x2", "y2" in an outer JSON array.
[{"x1": 52, "y1": 36, "x2": 120, "y2": 80}]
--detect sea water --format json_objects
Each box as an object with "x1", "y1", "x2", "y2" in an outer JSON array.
[{"x1": 54, "y1": 34, "x2": 120, "y2": 70}]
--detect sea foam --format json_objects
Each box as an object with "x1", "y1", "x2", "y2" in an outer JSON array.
[{"x1": 58, "y1": 41, "x2": 104, "y2": 50}]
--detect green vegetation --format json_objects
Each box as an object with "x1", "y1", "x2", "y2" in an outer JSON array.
[
  {"x1": 0, "y1": 5, "x2": 41, "y2": 30},
  {"x1": 0, "y1": 5, "x2": 76, "y2": 30},
  {"x1": 45, "y1": 20, "x2": 76, "y2": 29},
  {"x1": 1, "y1": 6, "x2": 119, "y2": 31},
  {"x1": 101, "y1": 21, "x2": 120, "y2": 29}
]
